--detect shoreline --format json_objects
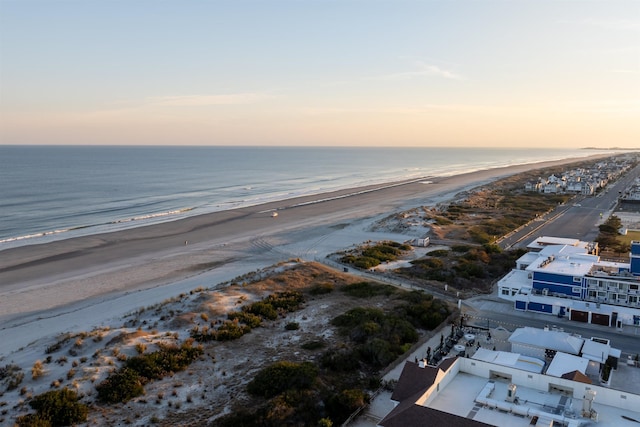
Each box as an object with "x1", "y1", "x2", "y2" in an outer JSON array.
[
  {"x1": 0, "y1": 150, "x2": 612, "y2": 250},
  {"x1": 0, "y1": 154, "x2": 611, "y2": 358}
]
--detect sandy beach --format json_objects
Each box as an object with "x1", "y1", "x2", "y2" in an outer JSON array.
[{"x1": 0, "y1": 155, "x2": 608, "y2": 358}]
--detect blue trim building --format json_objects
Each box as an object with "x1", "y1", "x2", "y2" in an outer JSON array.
[{"x1": 498, "y1": 237, "x2": 640, "y2": 327}]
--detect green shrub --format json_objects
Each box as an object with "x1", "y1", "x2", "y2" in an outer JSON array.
[
  {"x1": 341, "y1": 282, "x2": 396, "y2": 298},
  {"x1": 349, "y1": 321, "x2": 380, "y2": 343},
  {"x1": 450, "y1": 244, "x2": 470, "y2": 252},
  {"x1": 309, "y1": 282, "x2": 334, "y2": 295},
  {"x1": 326, "y1": 388, "x2": 369, "y2": 421},
  {"x1": 320, "y1": 348, "x2": 360, "y2": 372},
  {"x1": 97, "y1": 343, "x2": 202, "y2": 403},
  {"x1": 454, "y1": 261, "x2": 486, "y2": 278},
  {"x1": 247, "y1": 361, "x2": 318, "y2": 398},
  {"x1": 483, "y1": 243, "x2": 502, "y2": 254},
  {"x1": 412, "y1": 257, "x2": 444, "y2": 268},
  {"x1": 394, "y1": 293, "x2": 451, "y2": 330},
  {"x1": 301, "y1": 340, "x2": 325, "y2": 350},
  {"x1": 353, "y1": 256, "x2": 381, "y2": 269},
  {"x1": 228, "y1": 311, "x2": 262, "y2": 328},
  {"x1": 28, "y1": 388, "x2": 88, "y2": 426},
  {"x1": 265, "y1": 291, "x2": 305, "y2": 312},
  {"x1": 341, "y1": 241, "x2": 408, "y2": 269},
  {"x1": 331, "y1": 307, "x2": 386, "y2": 328},
  {"x1": 96, "y1": 367, "x2": 145, "y2": 403},
  {"x1": 357, "y1": 338, "x2": 396, "y2": 367},
  {"x1": 285, "y1": 322, "x2": 300, "y2": 331},
  {"x1": 216, "y1": 321, "x2": 251, "y2": 341},
  {"x1": 330, "y1": 307, "x2": 419, "y2": 369},
  {"x1": 245, "y1": 301, "x2": 278, "y2": 320},
  {"x1": 427, "y1": 249, "x2": 449, "y2": 257},
  {"x1": 15, "y1": 414, "x2": 52, "y2": 427}
]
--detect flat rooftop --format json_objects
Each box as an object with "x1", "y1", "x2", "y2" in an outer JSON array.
[
  {"x1": 529, "y1": 253, "x2": 596, "y2": 277},
  {"x1": 428, "y1": 372, "x2": 640, "y2": 427},
  {"x1": 527, "y1": 237, "x2": 588, "y2": 250}
]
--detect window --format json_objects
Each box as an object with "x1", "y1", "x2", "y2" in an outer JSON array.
[
  {"x1": 573, "y1": 277, "x2": 581, "y2": 283},
  {"x1": 502, "y1": 289, "x2": 510, "y2": 296}
]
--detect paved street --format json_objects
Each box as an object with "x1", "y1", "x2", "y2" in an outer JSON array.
[{"x1": 500, "y1": 163, "x2": 640, "y2": 250}]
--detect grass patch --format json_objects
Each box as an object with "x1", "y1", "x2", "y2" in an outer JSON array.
[{"x1": 619, "y1": 230, "x2": 640, "y2": 246}]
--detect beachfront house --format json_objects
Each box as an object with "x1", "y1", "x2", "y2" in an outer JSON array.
[
  {"x1": 566, "y1": 179, "x2": 583, "y2": 194},
  {"x1": 581, "y1": 182, "x2": 596, "y2": 196},
  {"x1": 497, "y1": 237, "x2": 640, "y2": 328},
  {"x1": 543, "y1": 181, "x2": 561, "y2": 194},
  {"x1": 521, "y1": 157, "x2": 634, "y2": 195},
  {"x1": 524, "y1": 180, "x2": 544, "y2": 192}
]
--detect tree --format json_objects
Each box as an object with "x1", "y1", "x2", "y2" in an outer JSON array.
[{"x1": 597, "y1": 215, "x2": 623, "y2": 252}]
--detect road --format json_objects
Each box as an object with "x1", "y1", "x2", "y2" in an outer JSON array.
[
  {"x1": 475, "y1": 162, "x2": 640, "y2": 356},
  {"x1": 500, "y1": 162, "x2": 640, "y2": 250}
]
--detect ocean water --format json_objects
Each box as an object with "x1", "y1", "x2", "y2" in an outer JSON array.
[{"x1": 0, "y1": 146, "x2": 606, "y2": 250}]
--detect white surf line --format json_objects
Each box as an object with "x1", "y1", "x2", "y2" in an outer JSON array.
[
  {"x1": 255, "y1": 177, "x2": 435, "y2": 215},
  {"x1": 283, "y1": 177, "x2": 436, "y2": 209}
]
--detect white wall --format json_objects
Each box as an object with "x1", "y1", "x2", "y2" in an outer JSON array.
[{"x1": 457, "y1": 357, "x2": 640, "y2": 412}]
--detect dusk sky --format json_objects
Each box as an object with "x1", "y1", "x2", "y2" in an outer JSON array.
[{"x1": 1, "y1": 0, "x2": 638, "y2": 147}]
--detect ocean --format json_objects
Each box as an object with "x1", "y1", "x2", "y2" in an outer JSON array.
[{"x1": 0, "y1": 145, "x2": 608, "y2": 250}]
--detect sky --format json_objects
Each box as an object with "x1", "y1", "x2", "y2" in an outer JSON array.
[{"x1": 0, "y1": 0, "x2": 638, "y2": 148}]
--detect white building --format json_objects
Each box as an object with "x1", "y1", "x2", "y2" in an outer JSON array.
[
  {"x1": 497, "y1": 237, "x2": 640, "y2": 328},
  {"x1": 379, "y1": 327, "x2": 630, "y2": 427}
]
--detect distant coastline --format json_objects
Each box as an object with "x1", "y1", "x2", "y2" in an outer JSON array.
[
  {"x1": 0, "y1": 146, "x2": 611, "y2": 251},
  {"x1": 582, "y1": 147, "x2": 639, "y2": 151}
]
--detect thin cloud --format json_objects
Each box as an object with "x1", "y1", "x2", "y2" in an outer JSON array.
[
  {"x1": 560, "y1": 99, "x2": 640, "y2": 115},
  {"x1": 557, "y1": 18, "x2": 640, "y2": 32},
  {"x1": 585, "y1": 18, "x2": 640, "y2": 31},
  {"x1": 610, "y1": 69, "x2": 638, "y2": 74},
  {"x1": 371, "y1": 63, "x2": 464, "y2": 81},
  {"x1": 147, "y1": 93, "x2": 275, "y2": 107},
  {"x1": 303, "y1": 104, "x2": 485, "y2": 115}
]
